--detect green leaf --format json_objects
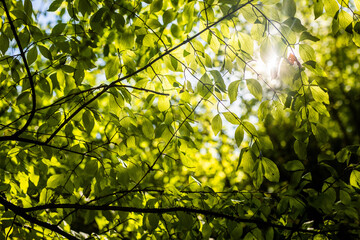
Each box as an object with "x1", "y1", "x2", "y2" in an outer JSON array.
[
  {"x1": 240, "y1": 150, "x2": 255, "y2": 173},
  {"x1": 262, "y1": 157, "x2": 280, "y2": 182},
  {"x1": 310, "y1": 85, "x2": 329, "y2": 104},
  {"x1": 211, "y1": 114, "x2": 222, "y2": 136},
  {"x1": 142, "y1": 119, "x2": 155, "y2": 139},
  {"x1": 294, "y1": 140, "x2": 307, "y2": 160},
  {"x1": 24, "y1": 0, "x2": 33, "y2": 17},
  {"x1": 299, "y1": 44, "x2": 316, "y2": 62},
  {"x1": 251, "y1": 23, "x2": 266, "y2": 42},
  {"x1": 18, "y1": 172, "x2": 29, "y2": 193},
  {"x1": 105, "y1": 57, "x2": 120, "y2": 79},
  {"x1": 38, "y1": 45, "x2": 52, "y2": 60},
  {"x1": 170, "y1": 24, "x2": 181, "y2": 38},
  {"x1": 47, "y1": 174, "x2": 65, "y2": 189},
  {"x1": 78, "y1": 0, "x2": 91, "y2": 15},
  {"x1": 228, "y1": 80, "x2": 241, "y2": 103},
  {"x1": 48, "y1": 0, "x2": 63, "y2": 12},
  {"x1": 242, "y1": 121, "x2": 257, "y2": 137},
  {"x1": 253, "y1": 160, "x2": 264, "y2": 188},
  {"x1": 314, "y1": 0, "x2": 324, "y2": 19},
  {"x1": 283, "y1": 0, "x2": 296, "y2": 17},
  {"x1": 283, "y1": 17, "x2": 307, "y2": 32},
  {"x1": 340, "y1": 190, "x2": 351, "y2": 204},
  {"x1": 313, "y1": 123, "x2": 329, "y2": 142},
  {"x1": 336, "y1": 148, "x2": 351, "y2": 163},
  {"x1": 143, "y1": 34, "x2": 156, "y2": 48},
  {"x1": 51, "y1": 23, "x2": 66, "y2": 36},
  {"x1": 210, "y1": 70, "x2": 226, "y2": 92},
  {"x1": 0, "y1": 32, "x2": 9, "y2": 54},
  {"x1": 150, "y1": 0, "x2": 163, "y2": 13},
  {"x1": 239, "y1": 33, "x2": 253, "y2": 55},
  {"x1": 350, "y1": 170, "x2": 360, "y2": 188},
  {"x1": 356, "y1": 0, "x2": 360, "y2": 11},
  {"x1": 235, "y1": 125, "x2": 244, "y2": 147},
  {"x1": 158, "y1": 96, "x2": 170, "y2": 112},
  {"x1": 38, "y1": 76, "x2": 52, "y2": 94},
  {"x1": 197, "y1": 73, "x2": 213, "y2": 98},
  {"x1": 163, "y1": 9, "x2": 175, "y2": 25},
  {"x1": 246, "y1": 79, "x2": 262, "y2": 101},
  {"x1": 222, "y1": 112, "x2": 239, "y2": 125},
  {"x1": 26, "y1": 46, "x2": 38, "y2": 66},
  {"x1": 258, "y1": 100, "x2": 270, "y2": 121},
  {"x1": 338, "y1": 10, "x2": 352, "y2": 29},
  {"x1": 143, "y1": 213, "x2": 159, "y2": 232},
  {"x1": 284, "y1": 160, "x2": 305, "y2": 171},
  {"x1": 300, "y1": 31, "x2": 320, "y2": 42},
  {"x1": 82, "y1": 110, "x2": 95, "y2": 134},
  {"x1": 146, "y1": 19, "x2": 162, "y2": 29},
  {"x1": 324, "y1": 0, "x2": 339, "y2": 17},
  {"x1": 74, "y1": 68, "x2": 85, "y2": 85}
]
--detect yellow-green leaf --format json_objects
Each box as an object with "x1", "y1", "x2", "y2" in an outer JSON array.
[
  {"x1": 338, "y1": 10, "x2": 352, "y2": 29},
  {"x1": 246, "y1": 79, "x2": 262, "y2": 101},
  {"x1": 47, "y1": 174, "x2": 65, "y2": 189},
  {"x1": 105, "y1": 57, "x2": 120, "y2": 79},
  {"x1": 142, "y1": 119, "x2": 154, "y2": 139},
  {"x1": 262, "y1": 157, "x2": 280, "y2": 182},
  {"x1": 299, "y1": 44, "x2": 316, "y2": 62},
  {"x1": 158, "y1": 95, "x2": 170, "y2": 112},
  {"x1": 310, "y1": 85, "x2": 329, "y2": 104},
  {"x1": 228, "y1": 80, "x2": 241, "y2": 103},
  {"x1": 324, "y1": 0, "x2": 339, "y2": 17},
  {"x1": 283, "y1": 0, "x2": 296, "y2": 17},
  {"x1": 211, "y1": 114, "x2": 222, "y2": 135},
  {"x1": 350, "y1": 170, "x2": 360, "y2": 188},
  {"x1": 240, "y1": 150, "x2": 254, "y2": 173},
  {"x1": 150, "y1": 0, "x2": 163, "y2": 13},
  {"x1": 355, "y1": 0, "x2": 360, "y2": 10},
  {"x1": 235, "y1": 125, "x2": 244, "y2": 147},
  {"x1": 222, "y1": 112, "x2": 239, "y2": 125}
]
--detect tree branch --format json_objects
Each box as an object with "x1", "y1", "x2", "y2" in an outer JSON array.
[
  {"x1": 1, "y1": 0, "x2": 37, "y2": 138},
  {"x1": 0, "y1": 196, "x2": 78, "y2": 240},
  {"x1": 21, "y1": 202, "x2": 325, "y2": 234}
]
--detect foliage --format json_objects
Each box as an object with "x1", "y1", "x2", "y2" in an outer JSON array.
[{"x1": 0, "y1": 0, "x2": 360, "y2": 239}]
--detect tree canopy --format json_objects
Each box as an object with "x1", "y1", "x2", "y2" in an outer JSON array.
[{"x1": 1, "y1": 0, "x2": 360, "y2": 239}]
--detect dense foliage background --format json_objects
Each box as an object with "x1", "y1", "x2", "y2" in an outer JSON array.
[{"x1": 1, "y1": 0, "x2": 360, "y2": 239}]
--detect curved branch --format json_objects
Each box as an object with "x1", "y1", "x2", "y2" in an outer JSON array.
[
  {"x1": 21, "y1": 202, "x2": 326, "y2": 234},
  {"x1": 0, "y1": 196, "x2": 78, "y2": 240},
  {"x1": 1, "y1": 0, "x2": 37, "y2": 137}
]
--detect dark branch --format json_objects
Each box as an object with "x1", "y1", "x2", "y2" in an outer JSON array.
[
  {"x1": 21, "y1": 202, "x2": 325, "y2": 234},
  {"x1": 0, "y1": 196, "x2": 78, "y2": 240},
  {"x1": 1, "y1": 0, "x2": 37, "y2": 138}
]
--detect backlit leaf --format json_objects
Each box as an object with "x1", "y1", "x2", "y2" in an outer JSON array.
[
  {"x1": 246, "y1": 79, "x2": 262, "y2": 101},
  {"x1": 158, "y1": 96, "x2": 170, "y2": 112},
  {"x1": 211, "y1": 114, "x2": 222, "y2": 135},
  {"x1": 262, "y1": 157, "x2": 280, "y2": 182},
  {"x1": 299, "y1": 44, "x2": 316, "y2": 62},
  {"x1": 310, "y1": 85, "x2": 329, "y2": 104},
  {"x1": 283, "y1": 0, "x2": 296, "y2": 17},
  {"x1": 228, "y1": 80, "x2": 241, "y2": 103},
  {"x1": 324, "y1": 0, "x2": 339, "y2": 17},
  {"x1": 350, "y1": 170, "x2": 360, "y2": 188},
  {"x1": 105, "y1": 57, "x2": 120, "y2": 79},
  {"x1": 235, "y1": 125, "x2": 244, "y2": 147}
]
